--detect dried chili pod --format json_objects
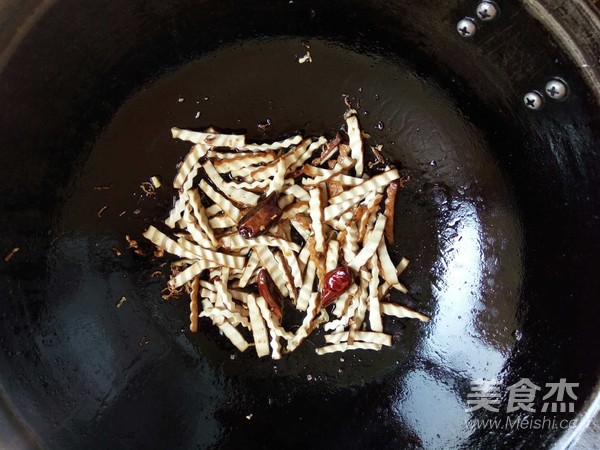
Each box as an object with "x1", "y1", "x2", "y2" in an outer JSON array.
[
  {"x1": 257, "y1": 268, "x2": 284, "y2": 319},
  {"x1": 238, "y1": 192, "x2": 282, "y2": 238},
  {"x1": 321, "y1": 266, "x2": 355, "y2": 307}
]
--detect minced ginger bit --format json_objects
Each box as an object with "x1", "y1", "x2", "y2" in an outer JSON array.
[
  {"x1": 298, "y1": 51, "x2": 312, "y2": 64},
  {"x1": 4, "y1": 247, "x2": 20, "y2": 262},
  {"x1": 141, "y1": 104, "x2": 428, "y2": 359},
  {"x1": 97, "y1": 205, "x2": 108, "y2": 218}
]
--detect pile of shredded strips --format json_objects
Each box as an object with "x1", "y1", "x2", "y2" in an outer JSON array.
[{"x1": 143, "y1": 106, "x2": 430, "y2": 359}]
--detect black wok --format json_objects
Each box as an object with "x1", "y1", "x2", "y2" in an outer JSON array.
[{"x1": 0, "y1": 0, "x2": 599, "y2": 448}]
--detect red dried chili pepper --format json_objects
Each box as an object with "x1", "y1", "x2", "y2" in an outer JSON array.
[
  {"x1": 321, "y1": 266, "x2": 355, "y2": 307},
  {"x1": 257, "y1": 268, "x2": 284, "y2": 319},
  {"x1": 238, "y1": 192, "x2": 282, "y2": 238}
]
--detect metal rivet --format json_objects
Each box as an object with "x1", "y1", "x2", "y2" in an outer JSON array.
[
  {"x1": 476, "y1": 1, "x2": 499, "y2": 22},
  {"x1": 545, "y1": 78, "x2": 569, "y2": 100},
  {"x1": 524, "y1": 91, "x2": 544, "y2": 110},
  {"x1": 457, "y1": 18, "x2": 477, "y2": 37}
]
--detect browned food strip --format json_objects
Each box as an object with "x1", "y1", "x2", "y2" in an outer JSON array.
[
  {"x1": 125, "y1": 235, "x2": 138, "y2": 249},
  {"x1": 327, "y1": 181, "x2": 345, "y2": 198},
  {"x1": 338, "y1": 143, "x2": 350, "y2": 158},
  {"x1": 359, "y1": 194, "x2": 384, "y2": 243},
  {"x1": 292, "y1": 213, "x2": 311, "y2": 232},
  {"x1": 313, "y1": 133, "x2": 342, "y2": 166},
  {"x1": 384, "y1": 180, "x2": 400, "y2": 243},
  {"x1": 238, "y1": 192, "x2": 283, "y2": 238},
  {"x1": 353, "y1": 205, "x2": 367, "y2": 223},
  {"x1": 370, "y1": 144, "x2": 386, "y2": 164},
  {"x1": 190, "y1": 277, "x2": 199, "y2": 332},
  {"x1": 257, "y1": 268, "x2": 284, "y2": 319},
  {"x1": 277, "y1": 251, "x2": 298, "y2": 301}
]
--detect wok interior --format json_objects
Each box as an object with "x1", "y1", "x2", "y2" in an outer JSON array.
[{"x1": 0, "y1": 0, "x2": 598, "y2": 449}]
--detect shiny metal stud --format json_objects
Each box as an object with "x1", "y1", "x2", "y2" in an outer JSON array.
[
  {"x1": 457, "y1": 18, "x2": 477, "y2": 38},
  {"x1": 476, "y1": 1, "x2": 499, "y2": 22},
  {"x1": 545, "y1": 78, "x2": 569, "y2": 100},
  {"x1": 524, "y1": 91, "x2": 544, "y2": 110}
]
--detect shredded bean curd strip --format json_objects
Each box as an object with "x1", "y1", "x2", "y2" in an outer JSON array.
[
  {"x1": 254, "y1": 245, "x2": 290, "y2": 297},
  {"x1": 368, "y1": 255, "x2": 383, "y2": 332},
  {"x1": 329, "y1": 169, "x2": 400, "y2": 205},
  {"x1": 325, "y1": 239, "x2": 340, "y2": 273},
  {"x1": 296, "y1": 260, "x2": 316, "y2": 311},
  {"x1": 316, "y1": 342, "x2": 382, "y2": 355},
  {"x1": 199, "y1": 179, "x2": 242, "y2": 222},
  {"x1": 188, "y1": 189, "x2": 218, "y2": 247},
  {"x1": 347, "y1": 214, "x2": 386, "y2": 271},
  {"x1": 345, "y1": 111, "x2": 364, "y2": 177},
  {"x1": 204, "y1": 161, "x2": 260, "y2": 206},
  {"x1": 209, "y1": 215, "x2": 236, "y2": 229},
  {"x1": 287, "y1": 292, "x2": 320, "y2": 352},
  {"x1": 212, "y1": 151, "x2": 275, "y2": 172},
  {"x1": 247, "y1": 295, "x2": 270, "y2": 358},
  {"x1": 324, "y1": 331, "x2": 391, "y2": 346},
  {"x1": 144, "y1": 226, "x2": 199, "y2": 260},
  {"x1": 381, "y1": 302, "x2": 430, "y2": 322},
  {"x1": 243, "y1": 135, "x2": 303, "y2": 151},
  {"x1": 172, "y1": 144, "x2": 210, "y2": 189},
  {"x1": 309, "y1": 185, "x2": 326, "y2": 253},
  {"x1": 171, "y1": 127, "x2": 245, "y2": 148}
]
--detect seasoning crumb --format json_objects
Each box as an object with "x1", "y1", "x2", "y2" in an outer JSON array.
[
  {"x1": 150, "y1": 270, "x2": 163, "y2": 278},
  {"x1": 178, "y1": 96, "x2": 185, "y2": 103},
  {"x1": 298, "y1": 51, "x2": 312, "y2": 64},
  {"x1": 246, "y1": 414, "x2": 253, "y2": 420},
  {"x1": 4, "y1": 247, "x2": 20, "y2": 262},
  {"x1": 257, "y1": 118, "x2": 272, "y2": 131},
  {"x1": 301, "y1": 40, "x2": 311, "y2": 49},
  {"x1": 97, "y1": 205, "x2": 108, "y2": 218},
  {"x1": 150, "y1": 176, "x2": 162, "y2": 189},
  {"x1": 139, "y1": 336, "x2": 150, "y2": 346},
  {"x1": 93, "y1": 184, "x2": 112, "y2": 191},
  {"x1": 116, "y1": 296, "x2": 127, "y2": 308},
  {"x1": 119, "y1": 210, "x2": 127, "y2": 217},
  {"x1": 125, "y1": 235, "x2": 138, "y2": 249},
  {"x1": 369, "y1": 144, "x2": 386, "y2": 166},
  {"x1": 140, "y1": 181, "x2": 156, "y2": 197},
  {"x1": 133, "y1": 208, "x2": 141, "y2": 215},
  {"x1": 306, "y1": 374, "x2": 313, "y2": 381},
  {"x1": 194, "y1": 111, "x2": 201, "y2": 119},
  {"x1": 111, "y1": 247, "x2": 122, "y2": 256}
]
